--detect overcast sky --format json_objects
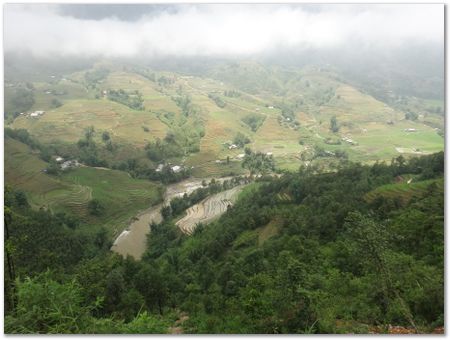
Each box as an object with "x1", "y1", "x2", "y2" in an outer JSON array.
[{"x1": 4, "y1": 4, "x2": 444, "y2": 59}]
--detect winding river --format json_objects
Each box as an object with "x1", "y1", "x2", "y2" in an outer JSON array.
[{"x1": 110, "y1": 177, "x2": 235, "y2": 259}]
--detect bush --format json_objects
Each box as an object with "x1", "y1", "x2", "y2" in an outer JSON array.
[
  {"x1": 233, "y1": 132, "x2": 251, "y2": 148},
  {"x1": 51, "y1": 98, "x2": 63, "y2": 108},
  {"x1": 88, "y1": 199, "x2": 105, "y2": 216},
  {"x1": 108, "y1": 89, "x2": 144, "y2": 110},
  {"x1": 242, "y1": 114, "x2": 265, "y2": 132}
]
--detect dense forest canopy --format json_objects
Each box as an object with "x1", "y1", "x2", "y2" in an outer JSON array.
[{"x1": 4, "y1": 152, "x2": 444, "y2": 333}]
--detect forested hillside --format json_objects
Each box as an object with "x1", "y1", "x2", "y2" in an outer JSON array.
[{"x1": 5, "y1": 152, "x2": 444, "y2": 334}]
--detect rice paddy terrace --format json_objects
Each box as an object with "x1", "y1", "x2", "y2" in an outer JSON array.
[
  {"x1": 364, "y1": 177, "x2": 444, "y2": 206},
  {"x1": 4, "y1": 137, "x2": 163, "y2": 235},
  {"x1": 176, "y1": 185, "x2": 244, "y2": 234},
  {"x1": 7, "y1": 61, "x2": 444, "y2": 177}
]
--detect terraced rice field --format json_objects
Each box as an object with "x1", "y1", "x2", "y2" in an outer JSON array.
[
  {"x1": 61, "y1": 167, "x2": 163, "y2": 232},
  {"x1": 364, "y1": 178, "x2": 443, "y2": 205},
  {"x1": 276, "y1": 192, "x2": 292, "y2": 202},
  {"x1": 8, "y1": 65, "x2": 443, "y2": 176},
  {"x1": 36, "y1": 184, "x2": 93, "y2": 214},
  {"x1": 111, "y1": 176, "x2": 236, "y2": 259},
  {"x1": 176, "y1": 185, "x2": 244, "y2": 234},
  {"x1": 5, "y1": 137, "x2": 163, "y2": 234}
]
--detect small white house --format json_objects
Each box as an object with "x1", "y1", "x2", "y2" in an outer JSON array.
[
  {"x1": 171, "y1": 165, "x2": 182, "y2": 173},
  {"x1": 55, "y1": 156, "x2": 64, "y2": 163},
  {"x1": 237, "y1": 153, "x2": 245, "y2": 159},
  {"x1": 30, "y1": 110, "x2": 45, "y2": 118},
  {"x1": 228, "y1": 144, "x2": 238, "y2": 150},
  {"x1": 342, "y1": 137, "x2": 356, "y2": 145},
  {"x1": 156, "y1": 164, "x2": 164, "y2": 172}
]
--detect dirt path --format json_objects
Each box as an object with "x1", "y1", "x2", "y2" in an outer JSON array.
[
  {"x1": 110, "y1": 176, "x2": 236, "y2": 259},
  {"x1": 176, "y1": 185, "x2": 244, "y2": 234},
  {"x1": 168, "y1": 312, "x2": 189, "y2": 334}
]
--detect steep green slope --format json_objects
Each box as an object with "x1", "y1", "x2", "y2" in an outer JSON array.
[
  {"x1": 139, "y1": 152, "x2": 443, "y2": 333},
  {"x1": 5, "y1": 137, "x2": 163, "y2": 235},
  {"x1": 5, "y1": 152, "x2": 443, "y2": 334}
]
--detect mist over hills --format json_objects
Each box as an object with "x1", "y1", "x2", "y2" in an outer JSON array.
[{"x1": 3, "y1": 3, "x2": 444, "y2": 335}]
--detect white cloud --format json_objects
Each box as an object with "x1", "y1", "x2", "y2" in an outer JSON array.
[{"x1": 4, "y1": 4, "x2": 444, "y2": 58}]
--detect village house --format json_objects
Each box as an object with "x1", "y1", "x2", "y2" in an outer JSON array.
[
  {"x1": 61, "y1": 160, "x2": 80, "y2": 171},
  {"x1": 30, "y1": 110, "x2": 45, "y2": 118},
  {"x1": 342, "y1": 136, "x2": 356, "y2": 145},
  {"x1": 171, "y1": 165, "x2": 182, "y2": 173}
]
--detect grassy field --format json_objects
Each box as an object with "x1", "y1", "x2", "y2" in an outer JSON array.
[
  {"x1": 7, "y1": 61, "x2": 444, "y2": 177},
  {"x1": 5, "y1": 137, "x2": 163, "y2": 236},
  {"x1": 12, "y1": 97, "x2": 168, "y2": 147}
]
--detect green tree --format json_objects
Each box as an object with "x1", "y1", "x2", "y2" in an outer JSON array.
[
  {"x1": 405, "y1": 112, "x2": 418, "y2": 121},
  {"x1": 134, "y1": 264, "x2": 167, "y2": 315},
  {"x1": 102, "y1": 131, "x2": 110, "y2": 142},
  {"x1": 242, "y1": 149, "x2": 275, "y2": 175},
  {"x1": 5, "y1": 273, "x2": 98, "y2": 334},
  {"x1": 85, "y1": 126, "x2": 95, "y2": 141},
  {"x1": 51, "y1": 98, "x2": 62, "y2": 108},
  {"x1": 344, "y1": 212, "x2": 418, "y2": 331},
  {"x1": 46, "y1": 160, "x2": 60, "y2": 175},
  {"x1": 330, "y1": 116, "x2": 339, "y2": 133},
  {"x1": 88, "y1": 199, "x2": 104, "y2": 216},
  {"x1": 233, "y1": 132, "x2": 251, "y2": 148}
]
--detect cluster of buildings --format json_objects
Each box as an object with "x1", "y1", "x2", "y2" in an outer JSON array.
[
  {"x1": 155, "y1": 164, "x2": 184, "y2": 173},
  {"x1": 342, "y1": 136, "x2": 357, "y2": 145},
  {"x1": 55, "y1": 156, "x2": 80, "y2": 170}
]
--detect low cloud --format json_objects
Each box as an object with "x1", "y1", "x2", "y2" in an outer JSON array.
[{"x1": 4, "y1": 4, "x2": 443, "y2": 58}]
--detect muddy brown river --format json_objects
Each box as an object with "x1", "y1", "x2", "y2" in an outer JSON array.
[{"x1": 110, "y1": 177, "x2": 235, "y2": 259}]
